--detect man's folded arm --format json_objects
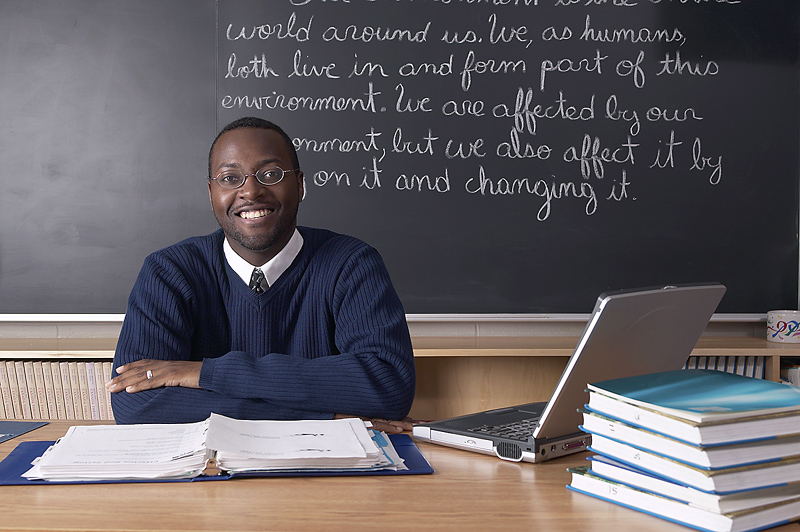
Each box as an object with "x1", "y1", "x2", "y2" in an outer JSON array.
[
  {"x1": 199, "y1": 246, "x2": 416, "y2": 421},
  {"x1": 110, "y1": 387, "x2": 329, "y2": 425}
]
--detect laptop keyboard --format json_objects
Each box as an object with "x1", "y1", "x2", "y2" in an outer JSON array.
[{"x1": 469, "y1": 418, "x2": 539, "y2": 440}]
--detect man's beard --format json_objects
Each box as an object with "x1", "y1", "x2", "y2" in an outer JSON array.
[{"x1": 216, "y1": 208, "x2": 296, "y2": 254}]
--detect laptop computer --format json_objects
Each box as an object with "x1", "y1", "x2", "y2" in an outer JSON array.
[{"x1": 412, "y1": 283, "x2": 726, "y2": 463}]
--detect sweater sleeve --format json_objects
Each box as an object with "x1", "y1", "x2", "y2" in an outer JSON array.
[
  {"x1": 112, "y1": 250, "x2": 331, "y2": 424},
  {"x1": 198, "y1": 244, "x2": 416, "y2": 421}
]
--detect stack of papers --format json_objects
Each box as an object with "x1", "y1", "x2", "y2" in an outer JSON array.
[
  {"x1": 206, "y1": 414, "x2": 403, "y2": 472},
  {"x1": 23, "y1": 413, "x2": 405, "y2": 481}
]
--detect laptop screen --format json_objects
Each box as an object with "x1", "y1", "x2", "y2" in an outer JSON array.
[{"x1": 533, "y1": 283, "x2": 726, "y2": 441}]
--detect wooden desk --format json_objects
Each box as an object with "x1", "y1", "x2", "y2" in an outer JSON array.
[{"x1": 1, "y1": 422, "x2": 798, "y2": 532}]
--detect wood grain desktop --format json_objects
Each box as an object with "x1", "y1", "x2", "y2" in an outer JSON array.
[{"x1": 1, "y1": 422, "x2": 799, "y2": 532}]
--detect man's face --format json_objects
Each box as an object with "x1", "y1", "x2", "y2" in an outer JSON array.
[{"x1": 208, "y1": 127, "x2": 304, "y2": 266}]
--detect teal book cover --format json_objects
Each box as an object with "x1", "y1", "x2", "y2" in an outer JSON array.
[{"x1": 587, "y1": 369, "x2": 800, "y2": 423}]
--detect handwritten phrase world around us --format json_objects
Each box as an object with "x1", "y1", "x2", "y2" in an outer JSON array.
[{"x1": 218, "y1": 4, "x2": 735, "y2": 222}]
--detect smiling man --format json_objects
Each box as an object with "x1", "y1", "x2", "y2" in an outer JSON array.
[{"x1": 106, "y1": 117, "x2": 416, "y2": 431}]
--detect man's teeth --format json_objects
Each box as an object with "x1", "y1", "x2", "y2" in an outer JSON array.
[{"x1": 239, "y1": 209, "x2": 270, "y2": 219}]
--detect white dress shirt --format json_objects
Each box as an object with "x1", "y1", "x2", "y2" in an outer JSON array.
[{"x1": 223, "y1": 228, "x2": 304, "y2": 288}]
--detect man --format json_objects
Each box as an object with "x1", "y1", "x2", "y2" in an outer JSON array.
[{"x1": 106, "y1": 117, "x2": 416, "y2": 433}]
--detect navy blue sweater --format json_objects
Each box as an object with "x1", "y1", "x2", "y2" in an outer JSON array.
[{"x1": 111, "y1": 227, "x2": 415, "y2": 424}]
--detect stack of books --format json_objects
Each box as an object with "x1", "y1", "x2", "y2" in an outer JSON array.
[
  {"x1": 0, "y1": 360, "x2": 114, "y2": 421},
  {"x1": 568, "y1": 369, "x2": 800, "y2": 532}
]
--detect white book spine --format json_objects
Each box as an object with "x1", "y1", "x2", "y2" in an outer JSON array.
[
  {"x1": 85, "y1": 363, "x2": 99, "y2": 420},
  {"x1": 736, "y1": 356, "x2": 746, "y2": 376},
  {"x1": 25, "y1": 361, "x2": 42, "y2": 419},
  {"x1": 15, "y1": 361, "x2": 32, "y2": 419},
  {"x1": 60, "y1": 362, "x2": 75, "y2": 420},
  {"x1": 32, "y1": 362, "x2": 49, "y2": 419},
  {"x1": 77, "y1": 362, "x2": 92, "y2": 420},
  {"x1": 0, "y1": 363, "x2": 14, "y2": 419},
  {"x1": 756, "y1": 357, "x2": 766, "y2": 379},
  {"x1": 746, "y1": 356, "x2": 756, "y2": 378},
  {"x1": 68, "y1": 362, "x2": 83, "y2": 420},
  {"x1": 103, "y1": 362, "x2": 114, "y2": 420},
  {"x1": 40, "y1": 361, "x2": 57, "y2": 419},
  {"x1": 50, "y1": 362, "x2": 66, "y2": 420},
  {"x1": 94, "y1": 362, "x2": 107, "y2": 420},
  {"x1": 0, "y1": 367, "x2": 6, "y2": 418},
  {"x1": 6, "y1": 361, "x2": 23, "y2": 419}
]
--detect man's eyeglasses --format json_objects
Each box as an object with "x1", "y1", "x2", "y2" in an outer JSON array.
[{"x1": 208, "y1": 166, "x2": 299, "y2": 189}]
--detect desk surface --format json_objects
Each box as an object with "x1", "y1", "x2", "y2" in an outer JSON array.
[{"x1": 1, "y1": 423, "x2": 799, "y2": 532}]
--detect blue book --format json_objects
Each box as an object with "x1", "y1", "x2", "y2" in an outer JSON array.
[
  {"x1": 568, "y1": 464, "x2": 800, "y2": 532},
  {"x1": 580, "y1": 410, "x2": 800, "y2": 468},
  {"x1": 0, "y1": 421, "x2": 48, "y2": 445},
  {"x1": 586, "y1": 370, "x2": 800, "y2": 446},
  {"x1": 586, "y1": 454, "x2": 800, "y2": 514}
]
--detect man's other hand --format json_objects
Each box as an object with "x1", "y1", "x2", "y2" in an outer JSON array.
[
  {"x1": 333, "y1": 414, "x2": 414, "y2": 433},
  {"x1": 106, "y1": 360, "x2": 202, "y2": 393}
]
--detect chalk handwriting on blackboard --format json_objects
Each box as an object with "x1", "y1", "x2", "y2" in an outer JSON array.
[{"x1": 220, "y1": 2, "x2": 735, "y2": 221}]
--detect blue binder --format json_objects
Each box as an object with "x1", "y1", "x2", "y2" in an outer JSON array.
[{"x1": 0, "y1": 434, "x2": 433, "y2": 485}]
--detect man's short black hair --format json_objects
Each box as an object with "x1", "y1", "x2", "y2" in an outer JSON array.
[{"x1": 208, "y1": 117, "x2": 300, "y2": 177}]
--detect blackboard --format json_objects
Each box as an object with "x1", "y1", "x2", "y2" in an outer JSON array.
[
  {"x1": 0, "y1": 0, "x2": 219, "y2": 314},
  {"x1": 1, "y1": 0, "x2": 798, "y2": 315}
]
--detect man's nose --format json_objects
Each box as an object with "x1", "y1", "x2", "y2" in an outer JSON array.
[{"x1": 238, "y1": 174, "x2": 268, "y2": 198}]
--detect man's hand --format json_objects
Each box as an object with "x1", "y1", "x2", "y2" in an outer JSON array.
[
  {"x1": 106, "y1": 360, "x2": 202, "y2": 393},
  {"x1": 333, "y1": 413, "x2": 414, "y2": 433}
]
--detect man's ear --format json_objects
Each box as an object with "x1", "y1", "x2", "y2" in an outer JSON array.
[
  {"x1": 298, "y1": 171, "x2": 306, "y2": 202},
  {"x1": 207, "y1": 180, "x2": 213, "y2": 204}
]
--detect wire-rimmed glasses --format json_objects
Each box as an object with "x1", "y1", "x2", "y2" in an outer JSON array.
[{"x1": 208, "y1": 166, "x2": 299, "y2": 189}]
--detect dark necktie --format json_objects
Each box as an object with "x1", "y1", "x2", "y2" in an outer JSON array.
[{"x1": 249, "y1": 268, "x2": 267, "y2": 294}]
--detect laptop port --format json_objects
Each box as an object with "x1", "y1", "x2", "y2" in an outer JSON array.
[{"x1": 562, "y1": 439, "x2": 587, "y2": 451}]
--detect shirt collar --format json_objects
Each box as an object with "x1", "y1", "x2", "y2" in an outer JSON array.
[{"x1": 223, "y1": 229, "x2": 304, "y2": 287}]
